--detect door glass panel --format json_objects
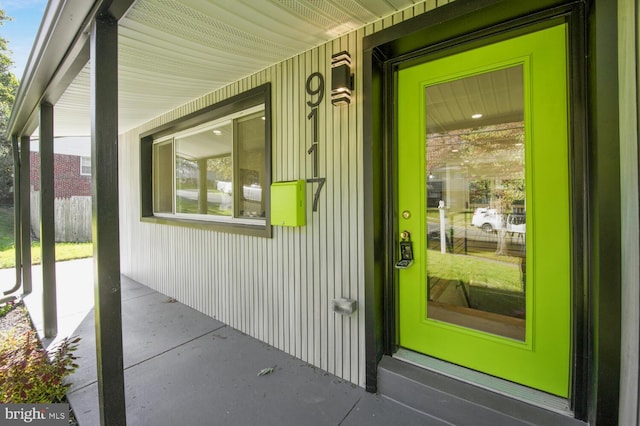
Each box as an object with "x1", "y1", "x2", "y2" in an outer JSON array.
[{"x1": 425, "y1": 65, "x2": 526, "y2": 341}]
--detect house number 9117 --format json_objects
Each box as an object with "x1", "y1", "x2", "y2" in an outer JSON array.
[{"x1": 306, "y1": 71, "x2": 326, "y2": 212}]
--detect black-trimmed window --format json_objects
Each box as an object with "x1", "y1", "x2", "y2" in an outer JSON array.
[{"x1": 141, "y1": 84, "x2": 271, "y2": 237}]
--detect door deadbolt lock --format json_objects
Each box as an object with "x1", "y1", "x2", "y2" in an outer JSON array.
[{"x1": 402, "y1": 210, "x2": 411, "y2": 219}]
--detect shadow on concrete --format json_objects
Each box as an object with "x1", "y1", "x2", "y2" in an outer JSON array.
[{"x1": 65, "y1": 273, "x2": 439, "y2": 426}]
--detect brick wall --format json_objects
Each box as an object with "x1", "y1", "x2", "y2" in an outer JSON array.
[{"x1": 30, "y1": 152, "x2": 91, "y2": 198}]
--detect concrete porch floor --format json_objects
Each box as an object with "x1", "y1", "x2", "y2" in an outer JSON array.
[{"x1": 2, "y1": 259, "x2": 438, "y2": 426}]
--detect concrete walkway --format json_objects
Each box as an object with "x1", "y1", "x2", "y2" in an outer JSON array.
[
  {"x1": 0, "y1": 258, "x2": 95, "y2": 349},
  {"x1": 1, "y1": 260, "x2": 441, "y2": 426}
]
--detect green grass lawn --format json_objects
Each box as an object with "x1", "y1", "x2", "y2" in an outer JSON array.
[
  {"x1": 427, "y1": 249, "x2": 523, "y2": 292},
  {"x1": 176, "y1": 193, "x2": 232, "y2": 215},
  {"x1": 0, "y1": 206, "x2": 93, "y2": 269}
]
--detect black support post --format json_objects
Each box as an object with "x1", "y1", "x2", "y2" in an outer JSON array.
[
  {"x1": 39, "y1": 102, "x2": 56, "y2": 338},
  {"x1": 3, "y1": 136, "x2": 22, "y2": 297},
  {"x1": 90, "y1": 12, "x2": 126, "y2": 426},
  {"x1": 20, "y1": 136, "x2": 32, "y2": 295}
]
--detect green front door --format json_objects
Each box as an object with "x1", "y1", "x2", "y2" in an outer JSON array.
[{"x1": 397, "y1": 24, "x2": 571, "y2": 397}]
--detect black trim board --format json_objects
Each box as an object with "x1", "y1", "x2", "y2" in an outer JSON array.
[
  {"x1": 566, "y1": 4, "x2": 589, "y2": 420},
  {"x1": 362, "y1": 48, "x2": 386, "y2": 392},
  {"x1": 363, "y1": 0, "x2": 570, "y2": 60},
  {"x1": 587, "y1": 0, "x2": 621, "y2": 424}
]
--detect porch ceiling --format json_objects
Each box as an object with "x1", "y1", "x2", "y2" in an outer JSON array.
[{"x1": 49, "y1": 0, "x2": 419, "y2": 138}]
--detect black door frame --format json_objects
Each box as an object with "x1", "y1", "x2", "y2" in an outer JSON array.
[{"x1": 362, "y1": 0, "x2": 621, "y2": 423}]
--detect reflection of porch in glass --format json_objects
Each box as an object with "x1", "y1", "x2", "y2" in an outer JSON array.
[
  {"x1": 426, "y1": 246, "x2": 526, "y2": 341},
  {"x1": 423, "y1": 65, "x2": 528, "y2": 342},
  {"x1": 427, "y1": 298, "x2": 526, "y2": 341},
  {"x1": 425, "y1": 64, "x2": 525, "y2": 214},
  {"x1": 426, "y1": 121, "x2": 525, "y2": 214},
  {"x1": 176, "y1": 154, "x2": 234, "y2": 215}
]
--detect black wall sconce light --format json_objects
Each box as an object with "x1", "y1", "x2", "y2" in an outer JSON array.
[{"x1": 331, "y1": 51, "x2": 354, "y2": 106}]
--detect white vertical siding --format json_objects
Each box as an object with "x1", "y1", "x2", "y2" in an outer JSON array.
[
  {"x1": 119, "y1": 0, "x2": 448, "y2": 387},
  {"x1": 618, "y1": 0, "x2": 640, "y2": 423}
]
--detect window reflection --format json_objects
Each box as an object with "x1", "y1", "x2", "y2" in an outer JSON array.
[
  {"x1": 425, "y1": 65, "x2": 527, "y2": 341},
  {"x1": 175, "y1": 121, "x2": 233, "y2": 216},
  {"x1": 152, "y1": 105, "x2": 267, "y2": 221}
]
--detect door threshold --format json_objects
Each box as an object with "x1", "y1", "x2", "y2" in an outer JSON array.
[{"x1": 394, "y1": 348, "x2": 573, "y2": 416}]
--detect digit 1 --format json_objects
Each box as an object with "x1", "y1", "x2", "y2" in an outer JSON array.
[
  {"x1": 307, "y1": 108, "x2": 318, "y2": 143},
  {"x1": 307, "y1": 143, "x2": 318, "y2": 177}
]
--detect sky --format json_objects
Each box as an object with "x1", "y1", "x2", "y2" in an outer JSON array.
[{"x1": 1, "y1": 0, "x2": 47, "y2": 80}]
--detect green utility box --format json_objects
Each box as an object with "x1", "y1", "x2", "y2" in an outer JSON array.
[{"x1": 270, "y1": 180, "x2": 306, "y2": 226}]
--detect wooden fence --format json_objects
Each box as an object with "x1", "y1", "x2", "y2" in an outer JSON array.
[{"x1": 30, "y1": 192, "x2": 92, "y2": 242}]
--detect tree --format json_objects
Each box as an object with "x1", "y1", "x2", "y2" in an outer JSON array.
[
  {"x1": 428, "y1": 122, "x2": 525, "y2": 255},
  {"x1": 0, "y1": 9, "x2": 19, "y2": 203}
]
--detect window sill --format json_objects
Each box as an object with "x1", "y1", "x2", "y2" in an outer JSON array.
[{"x1": 140, "y1": 215, "x2": 272, "y2": 238}]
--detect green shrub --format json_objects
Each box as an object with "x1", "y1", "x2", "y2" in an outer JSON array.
[
  {"x1": 0, "y1": 300, "x2": 15, "y2": 317},
  {"x1": 0, "y1": 328, "x2": 80, "y2": 403}
]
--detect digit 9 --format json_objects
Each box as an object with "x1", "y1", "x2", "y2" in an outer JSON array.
[{"x1": 306, "y1": 72, "x2": 324, "y2": 107}]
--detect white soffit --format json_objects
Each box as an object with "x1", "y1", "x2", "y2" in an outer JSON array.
[{"x1": 52, "y1": 0, "x2": 418, "y2": 137}]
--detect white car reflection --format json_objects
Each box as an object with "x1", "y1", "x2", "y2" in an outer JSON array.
[{"x1": 471, "y1": 208, "x2": 525, "y2": 234}]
